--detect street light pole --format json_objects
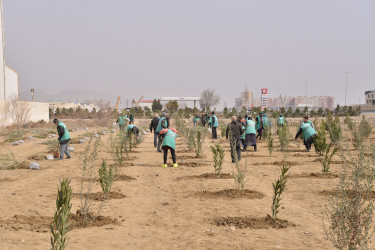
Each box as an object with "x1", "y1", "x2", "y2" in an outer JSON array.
[{"x1": 343, "y1": 71, "x2": 350, "y2": 106}]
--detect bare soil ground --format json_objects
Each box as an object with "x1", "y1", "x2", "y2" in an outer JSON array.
[{"x1": 0, "y1": 120, "x2": 374, "y2": 249}]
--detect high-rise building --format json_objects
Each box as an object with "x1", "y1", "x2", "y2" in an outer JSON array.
[{"x1": 234, "y1": 88, "x2": 335, "y2": 110}]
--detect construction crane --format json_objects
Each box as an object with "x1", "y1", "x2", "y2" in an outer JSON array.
[
  {"x1": 132, "y1": 96, "x2": 144, "y2": 108},
  {"x1": 115, "y1": 96, "x2": 121, "y2": 111}
]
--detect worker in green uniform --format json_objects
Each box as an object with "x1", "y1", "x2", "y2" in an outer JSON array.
[
  {"x1": 295, "y1": 115, "x2": 316, "y2": 152},
  {"x1": 211, "y1": 111, "x2": 218, "y2": 139},
  {"x1": 244, "y1": 116, "x2": 257, "y2": 151},
  {"x1": 127, "y1": 124, "x2": 139, "y2": 135},
  {"x1": 116, "y1": 114, "x2": 125, "y2": 130},
  {"x1": 155, "y1": 112, "x2": 169, "y2": 152},
  {"x1": 159, "y1": 128, "x2": 178, "y2": 168},
  {"x1": 277, "y1": 113, "x2": 285, "y2": 127},
  {"x1": 255, "y1": 112, "x2": 263, "y2": 140},
  {"x1": 53, "y1": 118, "x2": 71, "y2": 160},
  {"x1": 193, "y1": 115, "x2": 200, "y2": 126}
]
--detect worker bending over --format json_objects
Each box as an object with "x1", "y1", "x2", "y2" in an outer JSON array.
[{"x1": 159, "y1": 128, "x2": 178, "y2": 168}]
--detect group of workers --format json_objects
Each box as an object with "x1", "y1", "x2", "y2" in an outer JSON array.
[{"x1": 52, "y1": 110, "x2": 317, "y2": 169}]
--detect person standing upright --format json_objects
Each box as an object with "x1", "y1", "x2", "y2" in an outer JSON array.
[
  {"x1": 277, "y1": 113, "x2": 285, "y2": 127},
  {"x1": 116, "y1": 113, "x2": 125, "y2": 130},
  {"x1": 150, "y1": 113, "x2": 160, "y2": 148},
  {"x1": 53, "y1": 119, "x2": 71, "y2": 160},
  {"x1": 226, "y1": 116, "x2": 244, "y2": 163},
  {"x1": 211, "y1": 111, "x2": 218, "y2": 139},
  {"x1": 256, "y1": 112, "x2": 263, "y2": 140},
  {"x1": 244, "y1": 116, "x2": 257, "y2": 152},
  {"x1": 129, "y1": 113, "x2": 134, "y2": 125}
]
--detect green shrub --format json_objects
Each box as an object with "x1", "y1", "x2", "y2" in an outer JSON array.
[
  {"x1": 210, "y1": 144, "x2": 225, "y2": 176},
  {"x1": 277, "y1": 124, "x2": 290, "y2": 151},
  {"x1": 50, "y1": 179, "x2": 72, "y2": 250},
  {"x1": 271, "y1": 164, "x2": 290, "y2": 219},
  {"x1": 324, "y1": 146, "x2": 375, "y2": 249},
  {"x1": 0, "y1": 153, "x2": 21, "y2": 170},
  {"x1": 98, "y1": 159, "x2": 115, "y2": 195}
]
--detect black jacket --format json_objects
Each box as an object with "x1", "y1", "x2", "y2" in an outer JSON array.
[
  {"x1": 150, "y1": 117, "x2": 160, "y2": 132},
  {"x1": 226, "y1": 121, "x2": 244, "y2": 140}
]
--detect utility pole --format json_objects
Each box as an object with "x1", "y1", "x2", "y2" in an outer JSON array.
[
  {"x1": 305, "y1": 79, "x2": 308, "y2": 97},
  {"x1": 343, "y1": 71, "x2": 350, "y2": 106}
]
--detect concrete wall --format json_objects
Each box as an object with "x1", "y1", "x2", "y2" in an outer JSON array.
[
  {"x1": 0, "y1": 100, "x2": 49, "y2": 127},
  {"x1": 5, "y1": 65, "x2": 19, "y2": 99}
]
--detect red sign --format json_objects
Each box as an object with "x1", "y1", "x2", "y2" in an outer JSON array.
[{"x1": 262, "y1": 88, "x2": 268, "y2": 94}]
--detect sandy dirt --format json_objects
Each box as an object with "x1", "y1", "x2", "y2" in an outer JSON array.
[{"x1": 0, "y1": 120, "x2": 374, "y2": 250}]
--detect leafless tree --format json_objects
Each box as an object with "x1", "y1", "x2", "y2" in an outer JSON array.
[
  {"x1": 200, "y1": 89, "x2": 220, "y2": 110},
  {"x1": 6, "y1": 95, "x2": 31, "y2": 127}
]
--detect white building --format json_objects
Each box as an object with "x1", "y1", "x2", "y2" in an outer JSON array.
[{"x1": 0, "y1": 0, "x2": 49, "y2": 126}]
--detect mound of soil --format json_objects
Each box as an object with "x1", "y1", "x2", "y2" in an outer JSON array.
[
  {"x1": 178, "y1": 148, "x2": 194, "y2": 153},
  {"x1": 0, "y1": 212, "x2": 119, "y2": 233},
  {"x1": 73, "y1": 191, "x2": 126, "y2": 201},
  {"x1": 195, "y1": 189, "x2": 264, "y2": 199},
  {"x1": 272, "y1": 161, "x2": 299, "y2": 166},
  {"x1": 16, "y1": 161, "x2": 29, "y2": 169},
  {"x1": 179, "y1": 155, "x2": 199, "y2": 160},
  {"x1": 294, "y1": 153, "x2": 319, "y2": 157},
  {"x1": 116, "y1": 174, "x2": 136, "y2": 181},
  {"x1": 320, "y1": 190, "x2": 375, "y2": 199},
  {"x1": 27, "y1": 154, "x2": 47, "y2": 160},
  {"x1": 290, "y1": 172, "x2": 338, "y2": 179},
  {"x1": 313, "y1": 158, "x2": 345, "y2": 164},
  {"x1": 180, "y1": 162, "x2": 207, "y2": 167},
  {"x1": 176, "y1": 173, "x2": 233, "y2": 180},
  {"x1": 213, "y1": 215, "x2": 293, "y2": 229},
  {"x1": 253, "y1": 161, "x2": 299, "y2": 167}
]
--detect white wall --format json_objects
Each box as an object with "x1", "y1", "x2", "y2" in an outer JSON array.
[
  {"x1": 0, "y1": 0, "x2": 5, "y2": 100},
  {"x1": 0, "y1": 100, "x2": 49, "y2": 127},
  {"x1": 5, "y1": 65, "x2": 18, "y2": 99}
]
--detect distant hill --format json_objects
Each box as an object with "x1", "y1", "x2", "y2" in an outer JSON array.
[{"x1": 19, "y1": 88, "x2": 116, "y2": 104}]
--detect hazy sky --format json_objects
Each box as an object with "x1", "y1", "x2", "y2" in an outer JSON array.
[{"x1": 3, "y1": 0, "x2": 375, "y2": 108}]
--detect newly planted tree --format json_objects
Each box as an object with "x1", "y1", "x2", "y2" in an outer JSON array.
[
  {"x1": 230, "y1": 135, "x2": 248, "y2": 190},
  {"x1": 50, "y1": 179, "x2": 72, "y2": 250},
  {"x1": 190, "y1": 127, "x2": 206, "y2": 158},
  {"x1": 79, "y1": 136, "x2": 100, "y2": 220},
  {"x1": 267, "y1": 128, "x2": 274, "y2": 156},
  {"x1": 210, "y1": 144, "x2": 225, "y2": 176},
  {"x1": 98, "y1": 159, "x2": 115, "y2": 195},
  {"x1": 277, "y1": 124, "x2": 290, "y2": 151},
  {"x1": 321, "y1": 118, "x2": 342, "y2": 173},
  {"x1": 324, "y1": 145, "x2": 375, "y2": 250},
  {"x1": 271, "y1": 164, "x2": 290, "y2": 219},
  {"x1": 314, "y1": 121, "x2": 327, "y2": 155}
]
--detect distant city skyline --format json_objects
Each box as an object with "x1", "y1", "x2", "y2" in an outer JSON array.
[{"x1": 3, "y1": 1, "x2": 374, "y2": 109}]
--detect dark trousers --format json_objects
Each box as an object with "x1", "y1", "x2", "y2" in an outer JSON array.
[
  {"x1": 241, "y1": 139, "x2": 245, "y2": 149},
  {"x1": 212, "y1": 127, "x2": 217, "y2": 139},
  {"x1": 244, "y1": 134, "x2": 257, "y2": 151},
  {"x1": 163, "y1": 146, "x2": 176, "y2": 164},
  {"x1": 304, "y1": 136, "x2": 315, "y2": 151},
  {"x1": 157, "y1": 134, "x2": 163, "y2": 151},
  {"x1": 230, "y1": 137, "x2": 241, "y2": 162},
  {"x1": 119, "y1": 125, "x2": 124, "y2": 130},
  {"x1": 256, "y1": 129, "x2": 263, "y2": 140},
  {"x1": 153, "y1": 132, "x2": 158, "y2": 148}
]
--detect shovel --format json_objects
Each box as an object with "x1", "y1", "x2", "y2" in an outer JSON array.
[{"x1": 53, "y1": 144, "x2": 60, "y2": 158}]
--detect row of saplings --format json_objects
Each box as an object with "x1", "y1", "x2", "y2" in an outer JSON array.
[
  {"x1": 50, "y1": 128, "x2": 142, "y2": 249},
  {"x1": 175, "y1": 115, "x2": 292, "y2": 225},
  {"x1": 177, "y1": 114, "x2": 375, "y2": 250}
]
